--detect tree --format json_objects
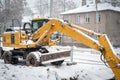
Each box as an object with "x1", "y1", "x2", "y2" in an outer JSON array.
[
  {"x1": 100, "y1": 0, "x2": 120, "y2": 7},
  {"x1": 23, "y1": 0, "x2": 33, "y2": 17},
  {"x1": 52, "y1": 0, "x2": 76, "y2": 18},
  {"x1": 34, "y1": 0, "x2": 77, "y2": 18},
  {"x1": 0, "y1": 0, "x2": 24, "y2": 33},
  {"x1": 34, "y1": 0, "x2": 49, "y2": 17}
]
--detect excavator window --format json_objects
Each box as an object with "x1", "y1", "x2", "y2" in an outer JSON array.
[
  {"x1": 50, "y1": 32, "x2": 59, "y2": 41},
  {"x1": 32, "y1": 22, "x2": 38, "y2": 29},
  {"x1": 31, "y1": 19, "x2": 49, "y2": 32}
]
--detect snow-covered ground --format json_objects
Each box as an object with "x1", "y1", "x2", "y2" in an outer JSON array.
[{"x1": 0, "y1": 46, "x2": 119, "y2": 80}]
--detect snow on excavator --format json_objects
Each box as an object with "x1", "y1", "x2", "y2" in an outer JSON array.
[{"x1": 0, "y1": 17, "x2": 120, "y2": 79}]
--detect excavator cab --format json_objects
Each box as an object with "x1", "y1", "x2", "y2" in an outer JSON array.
[
  {"x1": 23, "y1": 18, "x2": 49, "y2": 33},
  {"x1": 23, "y1": 18, "x2": 60, "y2": 45},
  {"x1": 31, "y1": 17, "x2": 49, "y2": 32}
]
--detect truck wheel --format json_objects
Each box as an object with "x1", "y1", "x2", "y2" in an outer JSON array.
[
  {"x1": 51, "y1": 60, "x2": 64, "y2": 65},
  {"x1": 3, "y1": 51, "x2": 12, "y2": 64},
  {"x1": 26, "y1": 53, "x2": 40, "y2": 66}
]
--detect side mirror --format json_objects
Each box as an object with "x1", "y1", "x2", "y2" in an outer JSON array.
[
  {"x1": 23, "y1": 23, "x2": 32, "y2": 34},
  {"x1": 23, "y1": 22, "x2": 31, "y2": 30}
]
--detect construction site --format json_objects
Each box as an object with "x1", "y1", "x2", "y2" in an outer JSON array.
[{"x1": 0, "y1": 0, "x2": 120, "y2": 80}]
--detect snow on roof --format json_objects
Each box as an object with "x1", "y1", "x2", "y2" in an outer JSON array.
[{"x1": 61, "y1": 3, "x2": 120, "y2": 15}]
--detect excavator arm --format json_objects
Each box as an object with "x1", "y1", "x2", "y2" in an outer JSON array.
[
  {"x1": 32, "y1": 19, "x2": 101, "y2": 50},
  {"x1": 31, "y1": 19, "x2": 120, "y2": 79}
]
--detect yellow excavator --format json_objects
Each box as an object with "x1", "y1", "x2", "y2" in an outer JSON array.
[{"x1": 0, "y1": 17, "x2": 120, "y2": 79}]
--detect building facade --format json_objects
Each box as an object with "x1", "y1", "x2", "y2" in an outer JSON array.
[{"x1": 61, "y1": 3, "x2": 120, "y2": 46}]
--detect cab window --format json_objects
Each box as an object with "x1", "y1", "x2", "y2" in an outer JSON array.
[{"x1": 32, "y1": 19, "x2": 49, "y2": 30}]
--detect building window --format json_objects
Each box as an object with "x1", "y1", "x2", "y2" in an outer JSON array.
[
  {"x1": 96, "y1": 14, "x2": 101, "y2": 23},
  {"x1": 85, "y1": 14, "x2": 90, "y2": 23},
  {"x1": 76, "y1": 15, "x2": 80, "y2": 24}
]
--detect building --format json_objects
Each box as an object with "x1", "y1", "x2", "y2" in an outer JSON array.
[{"x1": 61, "y1": 3, "x2": 120, "y2": 47}]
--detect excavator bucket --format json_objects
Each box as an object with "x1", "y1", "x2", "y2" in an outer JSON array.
[{"x1": 41, "y1": 50, "x2": 70, "y2": 63}]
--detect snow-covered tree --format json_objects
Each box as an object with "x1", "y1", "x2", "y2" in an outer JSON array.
[
  {"x1": 23, "y1": 0, "x2": 33, "y2": 17},
  {"x1": 103, "y1": 0, "x2": 120, "y2": 7},
  {"x1": 0, "y1": 0, "x2": 24, "y2": 32},
  {"x1": 96, "y1": 0, "x2": 120, "y2": 7},
  {"x1": 52, "y1": 0, "x2": 76, "y2": 18},
  {"x1": 35, "y1": 0, "x2": 49, "y2": 17},
  {"x1": 82, "y1": 0, "x2": 120, "y2": 7},
  {"x1": 34, "y1": 0, "x2": 77, "y2": 18}
]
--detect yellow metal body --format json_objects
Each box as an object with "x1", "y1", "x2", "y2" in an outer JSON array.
[
  {"x1": 2, "y1": 18, "x2": 120, "y2": 79},
  {"x1": 2, "y1": 31, "x2": 36, "y2": 48}
]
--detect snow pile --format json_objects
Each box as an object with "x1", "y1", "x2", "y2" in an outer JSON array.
[
  {"x1": 0, "y1": 62, "x2": 49, "y2": 80},
  {"x1": 0, "y1": 59, "x2": 114, "y2": 80},
  {"x1": 0, "y1": 46, "x2": 115, "y2": 80}
]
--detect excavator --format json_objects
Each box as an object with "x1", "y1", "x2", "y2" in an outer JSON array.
[{"x1": 0, "y1": 17, "x2": 120, "y2": 79}]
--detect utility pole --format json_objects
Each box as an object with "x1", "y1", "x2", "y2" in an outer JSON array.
[
  {"x1": 70, "y1": 39, "x2": 74, "y2": 63},
  {"x1": 60, "y1": 0, "x2": 66, "y2": 45},
  {"x1": 50, "y1": 0, "x2": 53, "y2": 17}
]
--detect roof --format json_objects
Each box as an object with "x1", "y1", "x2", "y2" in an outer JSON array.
[
  {"x1": 32, "y1": 17, "x2": 47, "y2": 21},
  {"x1": 61, "y1": 3, "x2": 120, "y2": 15}
]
